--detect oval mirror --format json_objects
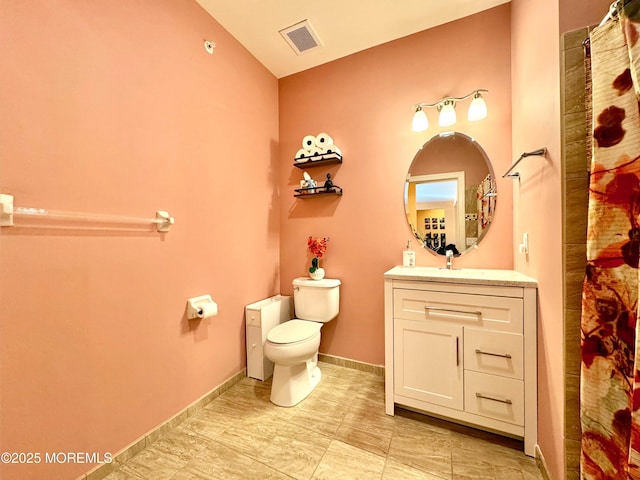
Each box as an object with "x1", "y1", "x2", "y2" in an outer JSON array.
[{"x1": 405, "y1": 132, "x2": 496, "y2": 256}]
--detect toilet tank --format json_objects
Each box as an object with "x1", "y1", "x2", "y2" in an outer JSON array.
[{"x1": 292, "y1": 277, "x2": 341, "y2": 322}]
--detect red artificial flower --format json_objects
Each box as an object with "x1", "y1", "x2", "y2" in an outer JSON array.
[{"x1": 307, "y1": 236, "x2": 328, "y2": 258}]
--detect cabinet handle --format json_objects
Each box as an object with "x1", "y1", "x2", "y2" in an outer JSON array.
[
  {"x1": 456, "y1": 337, "x2": 460, "y2": 366},
  {"x1": 475, "y1": 392, "x2": 513, "y2": 405},
  {"x1": 425, "y1": 306, "x2": 482, "y2": 317},
  {"x1": 475, "y1": 349, "x2": 512, "y2": 359}
]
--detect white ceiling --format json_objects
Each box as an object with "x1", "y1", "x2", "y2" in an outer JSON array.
[{"x1": 195, "y1": 0, "x2": 510, "y2": 78}]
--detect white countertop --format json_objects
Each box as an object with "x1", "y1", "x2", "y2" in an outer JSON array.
[{"x1": 384, "y1": 266, "x2": 538, "y2": 288}]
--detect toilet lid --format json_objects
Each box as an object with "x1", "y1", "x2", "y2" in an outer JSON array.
[{"x1": 267, "y1": 320, "x2": 321, "y2": 344}]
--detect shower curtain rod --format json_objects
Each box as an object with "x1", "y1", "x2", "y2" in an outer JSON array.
[{"x1": 600, "y1": 0, "x2": 622, "y2": 26}]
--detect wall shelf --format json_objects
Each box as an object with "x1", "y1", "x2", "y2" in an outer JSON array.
[
  {"x1": 294, "y1": 186, "x2": 343, "y2": 198},
  {"x1": 293, "y1": 153, "x2": 343, "y2": 197},
  {"x1": 293, "y1": 154, "x2": 342, "y2": 169}
]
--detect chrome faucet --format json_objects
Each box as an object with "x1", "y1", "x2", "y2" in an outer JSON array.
[{"x1": 445, "y1": 250, "x2": 454, "y2": 270}]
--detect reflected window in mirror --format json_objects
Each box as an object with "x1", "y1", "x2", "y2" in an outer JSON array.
[{"x1": 405, "y1": 132, "x2": 496, "y2": 256}]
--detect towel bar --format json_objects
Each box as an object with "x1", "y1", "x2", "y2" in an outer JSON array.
[{"x1": 502, "y1": 148, "x2": 547, "y2": 179}]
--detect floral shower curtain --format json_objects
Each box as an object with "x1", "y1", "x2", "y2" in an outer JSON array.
[
  {"x1": 476, "y1": 173, "x2": 495, "y2": 233},
  {"x1": 581, "y1": 3, "x2": 640, "y2": 478}
]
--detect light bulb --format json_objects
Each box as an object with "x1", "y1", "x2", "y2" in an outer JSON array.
[
  {"x1": 438, "y1": 100, "x2": 456, "y2": 127},
  {"x1": 412, "y1": 106, "x2": 429, "y2": 132},
  {"x1": 468, "y1": 92, "x2": 488, "y2": 121}
]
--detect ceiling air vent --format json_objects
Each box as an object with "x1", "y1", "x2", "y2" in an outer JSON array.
[{"x1": 279, "y1": 19, "x2": 322, "y2": 55}]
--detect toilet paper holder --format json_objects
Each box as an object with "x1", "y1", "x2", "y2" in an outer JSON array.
[{"x1": 186, "y1": 295, "x2": 217, "y2": 320}]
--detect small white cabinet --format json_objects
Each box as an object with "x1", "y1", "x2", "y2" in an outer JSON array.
[
  {"x1": 384, "y1": 267, "x2": 537, "y2": 456},
  {"x1": 245, "y1": 295, "x2": 292, "y2": 380}
]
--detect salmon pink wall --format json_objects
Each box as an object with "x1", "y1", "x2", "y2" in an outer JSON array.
[
  {"x1": 0, "y1": 1, "x2": 278, "y2": 479},
  {"x1": 511, "y1": 1, "x2": 611, "y2": 479},
  {"x1": 511, "y1": 1, "x2": 563, "y2": 478},
  {"x1": 278, "y1": 5, "x2": 513, "y2": 366},
  {"x1": 560, "y1": 0, "x2": 612, "y2": 33}
]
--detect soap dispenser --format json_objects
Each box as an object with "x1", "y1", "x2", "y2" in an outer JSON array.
[{"x1": 403, "y1": 240, "x2": 416, "y2": 267}]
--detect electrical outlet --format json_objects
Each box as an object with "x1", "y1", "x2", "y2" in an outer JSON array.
[{"x1": 519, "y1": 232, "x2": 529, "y2": 255}]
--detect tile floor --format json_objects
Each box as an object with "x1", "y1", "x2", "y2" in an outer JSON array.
[{"x1": 103, "y1": 362, "x2": 544, "y2": 480}]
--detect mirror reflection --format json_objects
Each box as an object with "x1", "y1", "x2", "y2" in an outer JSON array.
[{"x1": 405, "y1": 132, "x2": 496, "y2": 256}]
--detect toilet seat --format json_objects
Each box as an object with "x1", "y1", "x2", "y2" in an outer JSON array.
[{"x1": 267, "y1": 319, "x2": 321, "y2": 345}]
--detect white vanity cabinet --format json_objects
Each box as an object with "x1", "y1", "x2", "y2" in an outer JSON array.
[{"x1": 384, "y1": 267, "x2": 538, "y2": 456}]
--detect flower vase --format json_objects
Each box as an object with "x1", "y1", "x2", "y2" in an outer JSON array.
[{"x1": 309, "y1": 267, "x2": 325, "y2": 281}]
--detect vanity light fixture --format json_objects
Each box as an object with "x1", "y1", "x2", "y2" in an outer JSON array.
[{"x1": 412, "y1": 89, "x2": 488, "y2": 132}]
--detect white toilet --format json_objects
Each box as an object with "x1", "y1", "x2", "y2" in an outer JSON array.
[{"x1": 264, "y1": 277, "x2": 341, "y2": 407}]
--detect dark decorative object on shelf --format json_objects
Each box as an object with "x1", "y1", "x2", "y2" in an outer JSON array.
[{"x1": 324, "y1": 173, "x2": 335, "y2": 192}]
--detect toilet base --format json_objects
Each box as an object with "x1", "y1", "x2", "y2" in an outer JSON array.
[{"x1": 270, "y1": 354, "x2": 321, "y2": 407}]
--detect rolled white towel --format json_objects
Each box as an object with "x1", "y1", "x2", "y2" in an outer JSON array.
[
  {"x1": 294, "y1": 148, "x2": 309, "y2": 162},
  {"x1": 323, "y1": 145, "x2": 341, "y2": 156},
  {"x1": 315, "y1": 132, "x2": 333, "y2": 148},
  {"x1": 302, "y1": 135, "x2": 316, "y2": 151},
  {"x1": 307, "y1": 147, "x2": 323, "y2": 159}
]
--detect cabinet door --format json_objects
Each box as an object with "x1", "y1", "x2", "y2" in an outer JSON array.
[{"x1": 394, "y1": 319, "x2": 463, "y2": 410}]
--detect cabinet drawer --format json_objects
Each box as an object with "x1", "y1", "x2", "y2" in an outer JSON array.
[
  {"x1": 464, "y1": 329, "x2": 523, "y2": 380},
  {"x1": 464, "y1": 371, "x2": 524, "y2": 426},
  {"x1": 393, "y1": 289, "x2": 523, "y2": 333}
]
